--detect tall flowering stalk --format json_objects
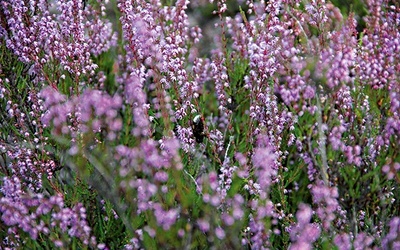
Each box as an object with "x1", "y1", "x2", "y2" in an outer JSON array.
[{"x1": 1, "y1": 0, "x2": 115, "y2": 90}]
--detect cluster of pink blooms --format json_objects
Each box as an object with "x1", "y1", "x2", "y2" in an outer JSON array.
[
  {"x1": 0, "y1": 0, "x2": 399, "y2": 249},
  {"x1": 0, "y1": 177, "x2": 94, "y2": 248}
]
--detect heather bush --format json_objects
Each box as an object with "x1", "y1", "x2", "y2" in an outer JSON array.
[{"x1": 0, "y1": 0, "x2": 399, "y2": 249}]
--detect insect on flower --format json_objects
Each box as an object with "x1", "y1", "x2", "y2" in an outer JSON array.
[{"x1": 192, "y1": 115, "x2": 204, "y2": 143}]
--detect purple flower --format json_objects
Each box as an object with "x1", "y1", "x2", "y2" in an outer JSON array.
[
  {"x1": 0, "y1": 176, "x2": 93, "y2": 245},
  {"x1": 311, "y1": 183, "x2": 339, "y2": 230},
  {"x1": 382, "y1": 217, "x2": 400, "y2": 249},
  {"x1": 153, "y1": 203, "x2": 179, "y2": 231},
  {"x1": 289, "y1": 203, "x2": 321, "y2": 249},
  {"x1": 197, "y1": 218, "x2": 210, "y2": 232},
  {"x1": 334, "y1": 233, "x2": 352, "y2": 250}
]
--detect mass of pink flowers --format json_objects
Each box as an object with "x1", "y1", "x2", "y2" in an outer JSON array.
[{"x1": 0, "y1": 0, "x2": 399, "y2": 249}]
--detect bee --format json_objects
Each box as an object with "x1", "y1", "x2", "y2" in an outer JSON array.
[{"x1": 192, "y1": 115, "x2": 204, "y2": 143}]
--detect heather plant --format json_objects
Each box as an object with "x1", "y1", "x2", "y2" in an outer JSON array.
[{"x1": 0, "y1": 0, "x2": 399, "y2": 249}]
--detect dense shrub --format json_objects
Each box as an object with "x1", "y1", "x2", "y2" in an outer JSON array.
[{"x1": 0, "y1": 0, "x2": 399, "y2": 249}]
